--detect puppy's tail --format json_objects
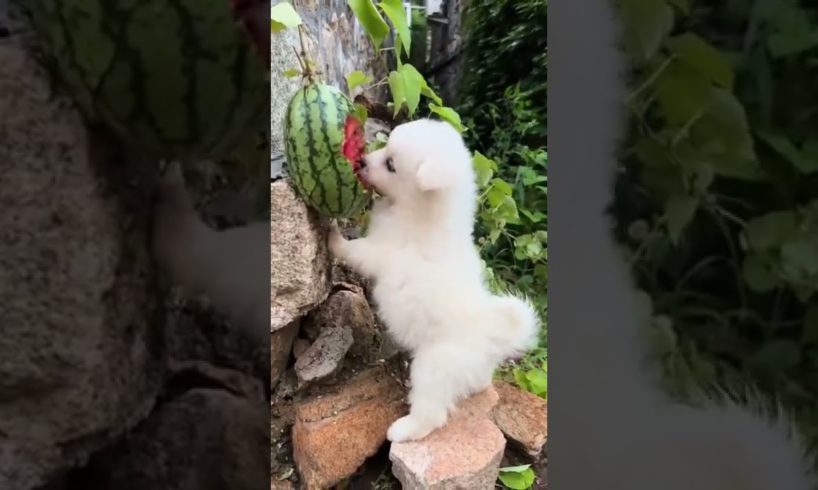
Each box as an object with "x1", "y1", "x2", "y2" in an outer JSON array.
[{"x1": 487, "y1": 294, "x2": 541, "y2": 359}]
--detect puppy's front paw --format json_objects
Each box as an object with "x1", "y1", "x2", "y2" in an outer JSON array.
[
  {"x1": 387, "y1": 415, "x2": 435, "y2": 443},
  {"x1": 327, "y1": 221, "x2": 346, "y2": 257}
]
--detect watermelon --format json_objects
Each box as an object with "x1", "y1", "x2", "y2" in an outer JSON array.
[
  {"x1": 27, "y1": 0, "x2": 269, "y2": 161},
  {"x1": 284, "y1": 83, "x2": 371, "y2": 218}
]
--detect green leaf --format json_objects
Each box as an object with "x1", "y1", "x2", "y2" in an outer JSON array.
[
  {"x1": 519, "y1": 166, "x2": 547, "y2": 185},
  {"x1": 348, "y1": 0, "x2": 390, "y2": 49},
  {"x1": 346, "y1": 70, "x2": 373, "y2": 91},
  {"x1": 692, "y1": 88, "x2": 761, "y2": 180},
  {"x1": 655, "y1": 63, "x2": 711, "y2": 125},
  {"x1": 490, "y1": 178, "x2": 514, "y2": 196},
  {"x1": 750, "y1": 340, "x2": 801, "y2": 373},
  {"x1": 744, "y1": 211, "x2": 798, "y2": 250},
  {"x1": 353, "y1": 103, "x2": 369, "y2": 125},
  {"x1": 282, "y1": 68, "x2": 301, "y2": 78},
  {"x1": 667, "y1": 33, "x2": 735, "y2": 89},
  {"x1": 498, "y1": 466, "x2": 536, "y2": 490},
  {"x1": 500, "y1": 464, "x2": 532, "y2": 473},
  {"x1": 781, "y1": 240, "x2": 818, "y2": 275},
  {"x1": 387, "y1": 70, "x2": 405, "y2": 117},
  {"x1": 497, "y1": 196, "x2": 521, "y2": 224},
  {"x1": 742, "y1": 254, "x2": 778, "y2": 293},
  {"x1": 472, "y1": 151, "x2": 496, "y2": 188},
  {"x1": 619, "y1": 0, "x2": 674, "y2": 61},
  {"x1": 428, "y1": 104, "x2": 465, "y2": 132},
  {"x1": 399, "y1": 64, "x2": 423, "y2": 115},
  {"x1": 525, "y1": 368, "x2": 547, "y2": 395},
  {"x1": 521, "y1": 209, "x2": 547, "y2": 223},
  {"x1": 756, "y1": 131, "x2": 818, "y2": 174},
  {"x1": 664, "y1": 195, "x2": 699, "y2": 243},
  {"x1": 378, "y1": 0, "x2": 411, "y2": 55},
  {"x1": 766, "y1": 6, "x2": 818, "y2": 58},
  {"x1": 271, "y1": 2, "x2": 303, "y2": 32},
  {"x1": 512, "y1": 367, "x2": 530, "y2": 391},
  {"x1": 421, "y1": 84, "x2": 443, "y2": 105}
]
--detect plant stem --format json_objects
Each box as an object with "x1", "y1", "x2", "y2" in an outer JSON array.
[{"x1": 297, "y1": 24, "x2": 313, "y2": 83}]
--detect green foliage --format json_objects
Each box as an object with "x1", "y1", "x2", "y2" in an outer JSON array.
[
  {"x1": 467, "y1": 87, "x2": 548, "y2": 398},
  {"x1": 469, "y1": 86, "x2": 547, "y2": 320},
  {"x1": 498, "y1": 464, "x2": 536, "y2": 490},
  {"x1": 456, "y1": 0, "x2": 548, "y2": 399},
  {"x1": 459, "y1": 0, "x2": 547, "y2": 145},
  {"x1": 612, "y1": 0, "x2": 818, "y2": 450},
  {"x1": 345, "y1": 0, "x2": 461, "y2": 127}
]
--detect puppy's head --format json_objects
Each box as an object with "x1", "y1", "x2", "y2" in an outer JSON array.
[{"x1": 358, "y1": 119, "x2": 475, "y2": 204}]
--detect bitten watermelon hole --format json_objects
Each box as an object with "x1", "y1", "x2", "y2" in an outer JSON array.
[{"x1": 342, "y1": 115, "x2": 369, "y2": 188}]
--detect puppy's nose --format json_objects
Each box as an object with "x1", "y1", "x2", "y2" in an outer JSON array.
[{"x1": 359, "y1": 158, "x2": 367, "y2": 169}]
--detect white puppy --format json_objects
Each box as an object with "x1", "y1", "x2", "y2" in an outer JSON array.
[{"x1": 328, "y1": 119, "x2": 541, "y2": 443}]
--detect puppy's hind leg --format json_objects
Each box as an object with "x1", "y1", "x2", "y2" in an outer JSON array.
[{"x1": 387, "y1": 343, "x2": 491, "y2": 442}]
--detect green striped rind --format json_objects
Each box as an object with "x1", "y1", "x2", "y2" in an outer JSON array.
[
  {"x1": 284, "y1": 84, "x2": 370, "y2": 218},
  {"x1": 28, "y1": 0, "x2": 268, "y2": 161}
]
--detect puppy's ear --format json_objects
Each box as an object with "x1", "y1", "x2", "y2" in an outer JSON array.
[{"x1": 415, "y1": 158, "x2": 455, "y2": 191}]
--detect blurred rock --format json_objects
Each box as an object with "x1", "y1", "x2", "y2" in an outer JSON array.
[
  {"x1": 83, "y1": 389, "x2": 268, "y2": 490},
  {"x1": 0, "y1": 37, "x2": 164, "y2": 490},
  {"x1": 169, "y1": 300, "x2": 269, "y2": 393}
]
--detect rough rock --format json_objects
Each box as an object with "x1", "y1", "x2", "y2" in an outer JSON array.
[
  {"x1": 270, "y1": 181, "x2": 331, "y2": 331},
  {"x1": 292, "y1": 337, "x2": 311, "y2": 359},
  {"x1": 271, "y1": 321, "x2": 300, "y2": 389},
  {"x1": 491, "y1": 381, "x2": 548, "y2": 457},
  {"x1": 0, "y1": 37, "x2": 164, "y2": 489},
  {"x1": 292, "y1": 363, "x2": 407, "y2": 489},
  {"x1": 165, "y1": 360, "x2": 265, "y2": 402},
  {"x1": 84, "y1": 389, "x2": 269, "y2": 490},
  {"x1": 270, "y1": 397, "x2": 296, "y2": 484},
  {"x1": 303, "y1": 289, "x2": 380, "y2": 360},
  {"x1": 294, "y1": 325, "x2": 354, "y2": 386},
  {"x1": 330, "y1": 261, "x2": 368, "y2": 291},
  {"x1": 389, "y1": 388, "x2": 506, "y2": 490},
  {"x1": 169, "y1": 299, "x2": 270, "y2": 391}
]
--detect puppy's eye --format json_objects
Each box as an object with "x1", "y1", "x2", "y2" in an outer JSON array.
[{"x1": 385, "y1": 157, "x2": 396, "y2": 173}]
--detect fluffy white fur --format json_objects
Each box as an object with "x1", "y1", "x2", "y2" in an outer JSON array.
[
  {"x1": 550, "y1": 0, "x2": 815, "y2": 488},
  {"x1": 328, "y1": 119, "x2": 541, "y2": 443},
  {"x1": 152, "y1": 162, "x2": 269, "y2": 343}
]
